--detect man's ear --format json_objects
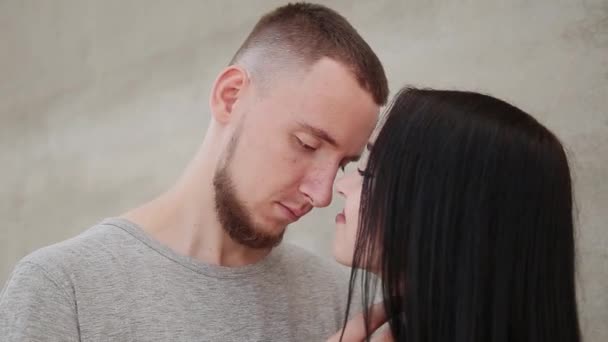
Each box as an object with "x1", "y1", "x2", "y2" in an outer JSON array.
[{"x1": 209, "y1": 66, "x2": 249, "y2": 124}]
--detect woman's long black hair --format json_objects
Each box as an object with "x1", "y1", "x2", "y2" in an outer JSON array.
[{"x1": 342, "y1": 87, "x2": 581, "y2": 342}]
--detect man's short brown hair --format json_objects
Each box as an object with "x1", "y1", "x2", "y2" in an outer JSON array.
[{"x1": 230, "y1": 2, "x2": 389, "y2": 105}]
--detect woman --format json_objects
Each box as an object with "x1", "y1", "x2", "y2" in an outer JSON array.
[{"x1": 330, "y1": 88, "x2": 581, "y2": 342}]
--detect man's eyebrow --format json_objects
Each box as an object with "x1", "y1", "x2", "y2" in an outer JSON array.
[{"x1": 296, "y1": 122, "x2": 338, "y2": 146}]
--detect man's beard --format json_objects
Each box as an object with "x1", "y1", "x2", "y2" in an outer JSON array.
[{"x1": 212, "y1": 130, "x2": 285, "y2": 249}]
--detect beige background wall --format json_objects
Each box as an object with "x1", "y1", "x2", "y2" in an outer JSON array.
[{"x1": 1, "y1": 0, "x2": 606, "y2": 340}]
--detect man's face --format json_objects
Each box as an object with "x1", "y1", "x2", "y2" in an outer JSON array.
[{"x1": 214, "y1": 58, "x2": 379, "y2": 248}]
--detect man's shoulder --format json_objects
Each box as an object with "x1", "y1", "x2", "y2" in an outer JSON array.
[{"x1": 16, "y1": 219, "x2": 133, "y2": 280}]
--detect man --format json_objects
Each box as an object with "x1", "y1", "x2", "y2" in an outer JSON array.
[{"x1": 0, "y1": 3, "x2": 388, "y2": 341}]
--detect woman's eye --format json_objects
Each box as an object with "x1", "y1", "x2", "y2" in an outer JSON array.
[{"x1": 357, "y1": 167, "x2": 372, "y2": 177}]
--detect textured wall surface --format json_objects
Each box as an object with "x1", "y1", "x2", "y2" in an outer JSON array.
[{"x1": 1, "y1": 0, "x2": 606, "y2": 340}]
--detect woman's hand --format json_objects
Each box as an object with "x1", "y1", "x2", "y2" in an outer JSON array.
[{"x1": 327, "y1": 302, "x2": 393, "y2": 342}]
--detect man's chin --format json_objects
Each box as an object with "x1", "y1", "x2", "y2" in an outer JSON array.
[{"x1": 227, "y1": 222, "x2": 287, "y2": 249}]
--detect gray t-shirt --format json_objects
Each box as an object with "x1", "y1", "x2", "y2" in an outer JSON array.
[{"x1": 0, "y1": 218, "x2": 350, "y2": 341}]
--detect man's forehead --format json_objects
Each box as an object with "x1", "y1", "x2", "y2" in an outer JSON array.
[{"x1": 369, "y1": 124, "x2": 381, "y2": 144}]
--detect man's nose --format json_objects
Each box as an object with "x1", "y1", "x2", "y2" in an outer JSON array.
[{"x1": 299, "y1": 167, "x2": 338, "y2": 208}]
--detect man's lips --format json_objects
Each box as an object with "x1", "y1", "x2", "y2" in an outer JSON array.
[{"x1": 278, "y1": 202, "x2": 311, "y2": 221}]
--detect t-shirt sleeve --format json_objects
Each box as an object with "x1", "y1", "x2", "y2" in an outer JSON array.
[{"x1": 0, "y1": 261, "x2": 80, "y2": 342}]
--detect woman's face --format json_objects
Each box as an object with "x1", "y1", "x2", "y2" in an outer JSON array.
[{"x1": 333, "y1": 168, "x2": 363, "y2": 267}]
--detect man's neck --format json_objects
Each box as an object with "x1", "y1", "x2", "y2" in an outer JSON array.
[{"x1": 121, "y1": 170, "x2": 272, "y2": 267}]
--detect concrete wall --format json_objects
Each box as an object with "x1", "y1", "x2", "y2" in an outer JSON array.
[{"x1": 1, "y1": 0, "x2": 606, "y2": 340}]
